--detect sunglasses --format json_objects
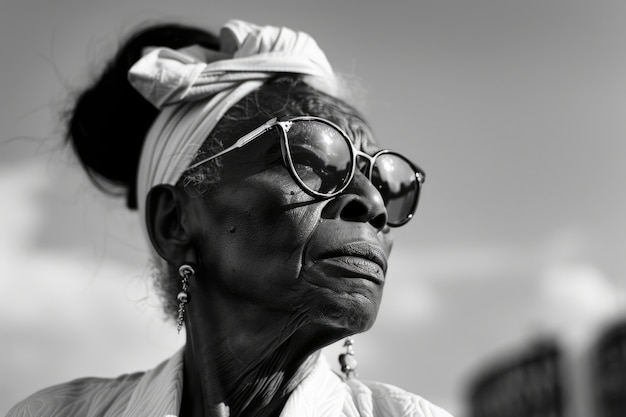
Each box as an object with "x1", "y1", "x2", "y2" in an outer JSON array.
[{"x1": 185, "y1": 115, "x2": 425, "y2": 227}]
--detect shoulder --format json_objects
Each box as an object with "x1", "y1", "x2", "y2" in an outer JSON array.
[
  {"x1": 345, "y1": 378, "x2": 454, "y2": 417},
  {"x1": 6, "y1": 372, "x2": 144, "y2": 417}
]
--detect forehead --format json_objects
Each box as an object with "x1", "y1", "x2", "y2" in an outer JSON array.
[{"x1": 211, "y1": 81, "x2": 381, "y2": 153}]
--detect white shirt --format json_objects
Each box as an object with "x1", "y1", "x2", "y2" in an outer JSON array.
[{"x1": 7, "y1": 349, "x2": 453, "y2": 417}]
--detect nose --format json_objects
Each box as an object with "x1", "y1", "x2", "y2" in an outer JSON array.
[{"x1": 321, "y1": 170, "x2": 388, "y2": 231}]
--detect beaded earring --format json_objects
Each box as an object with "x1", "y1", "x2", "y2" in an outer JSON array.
[
  {"x1": 176, "y1": 264, "x2": 195, "y2": 333},
  {"x1": 338, "y1": 337, "x2": 358, "y2": 379}
]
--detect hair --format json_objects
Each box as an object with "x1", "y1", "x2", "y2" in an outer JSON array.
[
  {"x1": 66, "y1": 23, "x2": 372, "y2": 320},
  {"x1": 66, "y1": 23, "x2": 221, "y2": 209}
]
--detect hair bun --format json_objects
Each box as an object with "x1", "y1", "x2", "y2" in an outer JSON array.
[{"x1": 66, "y1": 23, "x2": 220, "y2": 209}]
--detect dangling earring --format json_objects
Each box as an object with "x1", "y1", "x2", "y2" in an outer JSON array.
[
  {"x1": 176, "y1": 264, "x2": 195, "y2": 334},
  {"x1": 338, "y1": 337, "x2": 358, "y2": 379}
]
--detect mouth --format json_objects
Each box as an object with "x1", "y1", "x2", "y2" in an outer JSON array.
[{"x1": 316, "y1": 242, "x2": 388, "y2": 283}]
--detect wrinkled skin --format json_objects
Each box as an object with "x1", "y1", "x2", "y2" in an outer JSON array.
[{"x1": 147, "y1": 113, "x2": 394, "y2": 417}]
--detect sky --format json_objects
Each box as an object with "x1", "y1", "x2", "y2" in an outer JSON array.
[{"x1": 1, "y1": 1, "x2": 626, "y2": 416}]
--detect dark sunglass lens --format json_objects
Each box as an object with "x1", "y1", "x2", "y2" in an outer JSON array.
[
  {"x1": 286, "y1": 120, "x2": 353, "y2": 195},
  {"x1": 371, "y1": 154, "x2": 419, "y2": 225}
]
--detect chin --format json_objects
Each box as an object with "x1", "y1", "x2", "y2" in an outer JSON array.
[
  {"x1": 293, "y1": 297, "x2": 379, "y2": 353},
  {"x1": 317, "y1": 294, "x2": 381, "y2": 335},
  {"x1": 297, "y1": 266, "x2": 384, "y2": 338}
]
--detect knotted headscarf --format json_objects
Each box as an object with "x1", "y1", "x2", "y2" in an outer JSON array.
[{"x1": 128, "y1": 19, "x2": 339, "y2": 228}]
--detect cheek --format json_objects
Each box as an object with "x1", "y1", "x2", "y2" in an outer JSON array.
[
  {"x1": 196, "y1": 176, "x2": 324, "y2": 301},
  {"x1": 238, "y1": 177, "x2": 320, "y2": 253}
]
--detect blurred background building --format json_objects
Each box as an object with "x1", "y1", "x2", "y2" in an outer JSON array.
[
  {"x1": 466, "y1": 317, "x2": 626, "y2": 417},
  {"x1": 593, "y1": 321, "x2": 626, "y2": 417},
  {"x1": 468, "y1": 340, "x2": 563, "y2": 417}
]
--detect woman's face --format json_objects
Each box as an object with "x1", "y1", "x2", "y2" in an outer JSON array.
[{"x1": 186, "y1": 113, "x2": 393, "y2": 337}]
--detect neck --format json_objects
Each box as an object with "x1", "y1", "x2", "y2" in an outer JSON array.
[{"x1": 180, "y1": 307, "x2": 333, "y2": 417}]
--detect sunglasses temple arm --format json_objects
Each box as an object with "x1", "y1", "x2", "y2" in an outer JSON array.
[
  {"x1": 186, "y1": 117, "x2": 278, "y2": 171},
  {"x1": 232, "y1": 117, "x2": 279, "y2": 149}
]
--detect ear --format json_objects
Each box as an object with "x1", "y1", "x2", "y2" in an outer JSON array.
[{"x1": 145, "y1": 184, "x2": 194, "y2": 264}]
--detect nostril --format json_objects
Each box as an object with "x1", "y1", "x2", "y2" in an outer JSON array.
[
  {"x1": 369, "y1": 213, "x2": 387, "y2": 230},
  {"x1": 339, "y1": 199, "x2": 387, "y2": 230},
  {"x1": 340, "y1": 199, "x2": 368, "y2": 222}
]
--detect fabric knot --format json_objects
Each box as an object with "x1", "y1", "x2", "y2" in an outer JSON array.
[{"x1": 128, "y1": 19, "x2": 337, "y2": 109}]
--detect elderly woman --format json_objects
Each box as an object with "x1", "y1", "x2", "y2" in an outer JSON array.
[{"x1": 8, "y1": 20, "x2": 452, "y2": 417}]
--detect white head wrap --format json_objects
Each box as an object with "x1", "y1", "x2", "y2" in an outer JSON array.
[{"x1": 128, "y1": 19, "x2": 339, "y2": 230}]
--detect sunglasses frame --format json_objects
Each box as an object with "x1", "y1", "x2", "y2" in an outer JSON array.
[{"x1": 185, "y1": 115, "x2": 425, "y2": 227}]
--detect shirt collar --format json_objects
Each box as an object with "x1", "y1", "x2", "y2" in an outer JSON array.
[
  {"x1": 279, "y1": 354, "x2": 346, "y2": 417},
  {"x1": 120, "y1": 348, "x2": 346, "y2": 417},
  {"x1": 122, "y1": 347, "x2": 184, "y2": 417}
]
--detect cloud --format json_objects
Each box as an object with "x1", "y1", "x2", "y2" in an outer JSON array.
[
  {"x1": 389, "y1": 243, "x2": 540, "y2": 285},
  {"x1": 378, "y1": 277, "x2": 443, "y2": 326},
  {"x1": 0, "y1": 160, "x2": 47, "y2": 247},
  {"x1": 535, "y1": 262, "x2": 622, "y2": 333}
]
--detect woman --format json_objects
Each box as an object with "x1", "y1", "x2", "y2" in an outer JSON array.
[{"x1": 7, "y1": 19, "x2": 452, "y2": 417}]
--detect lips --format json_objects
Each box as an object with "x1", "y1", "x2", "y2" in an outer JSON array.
[{"x1": 314, "y1": 241, "x2": 388, "y2": 282}]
